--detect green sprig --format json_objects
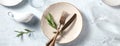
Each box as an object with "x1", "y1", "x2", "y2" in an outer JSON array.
[
  {"x1": 15, "y1": 29, "x2": 34, "y2": 40},
  {"x1": 45, "y1": 13, "x2": 57, "y2": 29}
]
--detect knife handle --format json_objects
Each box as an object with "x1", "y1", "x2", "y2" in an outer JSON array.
[{"x1": 46, "y1": 30, "x2": 60, "y2": 46}]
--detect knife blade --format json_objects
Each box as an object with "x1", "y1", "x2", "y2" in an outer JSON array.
[{"x1": 61, "y1": 13, "x2": 76, "y2": 31}]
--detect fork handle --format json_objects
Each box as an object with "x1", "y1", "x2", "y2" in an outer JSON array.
[
  {"x1": 46, "y1": 30, "x2": 60, "y2": 46},
  {"x1": 49, "y1": 32, "x2": 59, "y2": 46}
]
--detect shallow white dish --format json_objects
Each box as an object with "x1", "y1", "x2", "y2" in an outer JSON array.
[
  {"x1": 0, "y1": 0, "x2": 23, "y2": 6},
  {"x1": 103, "y1": 0, "x2": 120, "y2": 6},
  {"x1": 41, "y1": 2, "x2": 83, "y2": 44}
]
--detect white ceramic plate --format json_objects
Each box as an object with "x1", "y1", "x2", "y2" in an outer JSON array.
[
  {"x1": 41, "y1": 2, "x2": 83, "y2": 44},
  {"x1": 0, "y1": 0, "x2": 23, "y2": 6},
  {"x1": 102, "y1": 0, "x2": 120, "y2": 6}
]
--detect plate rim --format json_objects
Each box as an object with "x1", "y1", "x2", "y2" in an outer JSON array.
[{"x1": 40, "y1": 2, "x2": 83, "y2": 44}]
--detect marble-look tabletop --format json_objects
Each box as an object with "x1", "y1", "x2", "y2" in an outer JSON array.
[{"x1": 0, "y1": 0, "x2": 120, "y2": 46}]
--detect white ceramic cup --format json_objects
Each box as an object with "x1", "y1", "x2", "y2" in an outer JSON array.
[{"x1": 8, "y1": 12, "x2": 34, "y2": 23}]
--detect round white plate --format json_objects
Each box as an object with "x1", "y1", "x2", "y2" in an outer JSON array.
[
  {"x1": 102, "y1": 0, "x2": 120, "y2": 6},
  {"x1": 0, "y1": 0, "x2": 23, "y2": 6},
  {"x1": 41, "y1": 2, "x2": 83, "y2": 44}
]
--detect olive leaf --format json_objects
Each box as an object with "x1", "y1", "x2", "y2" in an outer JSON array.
[
  {"x1": 24, "y1": 29, "x2": 33, "y2": 32},
  {"x1": 45, "y1": 13, "x2": 57, "y2": 29},
  {"x1": 15, "y1": 29, "x2": 34, "y2": 40}
]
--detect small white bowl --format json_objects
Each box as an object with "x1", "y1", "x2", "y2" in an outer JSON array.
[{"x1": 0, "y1": 0, "x2": 23, "y2": 6}]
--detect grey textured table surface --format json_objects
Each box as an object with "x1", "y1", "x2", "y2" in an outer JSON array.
[{"x1": 0, "y1": 0, "x2": 120, "y2": 46}]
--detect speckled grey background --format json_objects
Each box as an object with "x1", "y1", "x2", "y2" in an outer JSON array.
[{"x1": 0, "y1": 0, "x2": 120, "y2": 46}]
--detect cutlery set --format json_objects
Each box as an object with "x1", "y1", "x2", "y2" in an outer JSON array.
[{"x1": 46, "y1": 12, "x2": 77, "y2": 46}]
